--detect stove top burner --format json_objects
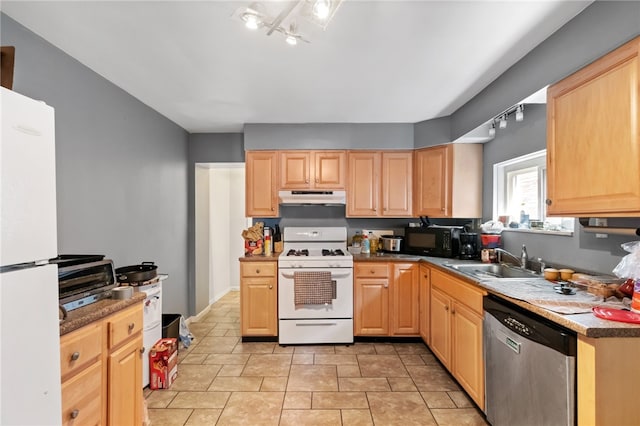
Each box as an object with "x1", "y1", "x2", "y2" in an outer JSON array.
[
  {"x1": 286, "y1": 249, "x2": 309, "y2": 257},
  {"x1": 322, "y1": 249, "x2": 345, "y2": 256}
]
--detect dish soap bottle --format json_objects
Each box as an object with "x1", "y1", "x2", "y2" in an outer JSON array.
[{"x1": 361, "y1": 232, "x2": 370, "y2": 254}]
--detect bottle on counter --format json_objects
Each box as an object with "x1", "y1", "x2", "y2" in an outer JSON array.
[
  {"x1": 273, "y1": 224, "x2": 283, "y2": 253},
  {"x1": 369, "y1": 232, "x2": 378, "y2": 254},
  {"x1": 352, "y1": 231, "x2": 362, "y2": 248},
  {"x1": 264, "y1": 227, "x2": 272, "y2": 256},
  {"x1": 361, "y1": 232, "x2": 370, "y2": 254}
]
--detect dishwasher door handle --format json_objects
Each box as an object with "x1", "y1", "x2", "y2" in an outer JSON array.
[{"x1": 496, "y1": 328, "x2": 521, "y2": 354}]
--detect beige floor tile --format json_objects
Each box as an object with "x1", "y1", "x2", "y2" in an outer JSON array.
[
  {"x1": 261, "y1": 376, "x2": 288, "y2": 391},
  {"x1": 448, "y1": 390, "x2": 475, "y2": 408},
  {"x1": 168, "y1": 391, "x2": 230, "y2": 409},
  {"x1": 341, "y1": 409, "x2": 374, "y2": 426},
  {"x1": 232, "y1": 342, "x2": 276, "y2": 354},
  {"x1": 208, "y1": 376, "x2": 263, "y2": 391},
  {"x1": 373, "y1": 343, "x2": 397, "y2": 354},
  {"x1": 315, "y1": 354, "x2": 358, "y2": 365},
  {"x1": 184, "y1": 409, "x2": 223, "y2": 425},
  {"x1": 283, "y1": 391, "x2": 312, "y2": 409},
  {"x1": 206, "y1": 328, "x2": 230, "y2": 337},
  {"x1": 196, "y1": 336, "x2": 240, "y2": 347},
  {"x1": 148, "y1": 408, "x2": 193, "y2": 425},
  {"x1": 273, "y1": 345, "x2": 295, "y2": 354},
  {"x1": 189, "y1": 343, "x2": 236, "y2": 354},
  {"x1": 387, "y1": 377, "x2": 418, "y2": 391},
  {"x1": 212, "y1": 322, "x2": 240, "y2": 330},
  {"x1": 279, "y1": 409, "x2": 342, "y2": 426},
  {"x1": 294, "y1": 345, "x2": 337, "y2": 354},
  {"x1": 145, "y1": 390, "x2": 178, "y2": 408},
  {"x1": 357, "y1": 354, "x2": 409, "y2": 377},
  {"x1": 180, "y1": 353, "x2": 208, "y2": 364},
  {"x1": 287, "y1": 365, "x2": 338, "y2": 391},
  {"x1": 168, "y1": 364, "x2": 222, "y2": 391},
  {"x1": 406, "y1": 365, "x2": 460, "y2": 392},
  {"x1": 337, "y1": 365, "x2": 361, "y2": 377},
  {"x1": 203, "y1": 353, "x2": 250, "y2": 365},
  {"x1": 335, "y1": 343, "x2": 376, "y2": 354},
  {"x1": 216, "y1": 391, "x2": 284, "y2": 426},
  {"x1": 313, "y1": 391, "x2": 369, "y2": 409},
  {"x1": 242, "y1": 354, "x2": 292, "y2": 376},
  {"x1": 223, "y1": 329, "x2": 241, "y2": 336},
  {"x1": 393, "y1": 342, "x2": 430, "y2": 354},
  {"x1": 420, "y1": 353, "x2": 440, "y2": 365},
  {"x1": 399, "y1": 354, "x2": 426, "y2": 366},
  {"x1": 421, "y1": 391, "x2": 456, "y2": 408},
  {"x1": 338, "y1": 378, "x2": 391, "y2": 391},
  {"x1": 367, "y1": 392, "x2": 437, "y2": 426},
  {"x1": 217, "y1": 364, "x2": 244, "y2": 377},
  {"x1": 292, "y1": 353, "x2": 314, "y2": 364},
  {"x1": 430, "y1": 408, "x2": 489, "y2": 425}
]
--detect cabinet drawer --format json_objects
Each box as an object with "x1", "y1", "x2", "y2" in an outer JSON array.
[
  {"x1": 355, "y1": 263, "x2": 389, "y2": 278},
  {"x1": 60, "y1": 322, "x2": 102, "y2": 379},
  {"x1": 432, "y1": 269, "x2": 485, "y2": 315},
  {"x1": 108, "y1": 304, "x2": 143, "y2": 349},
  {"x1": 241, "y1": 262, "x2": 276, "y2": 277},
  {"x1": 61, "y1": 360, "x2": 102, "y2": 426}
]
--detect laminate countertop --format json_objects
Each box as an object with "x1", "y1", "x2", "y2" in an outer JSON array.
[
  {"x1": 59, "y1": 292, "x2": 145, "y2": 336},
  {"x1": 354, "y1": 254, "x2": 640, "y2": 338},
  {"x1": 239, "y1": 253, "x2": 281, "y2": 262}
]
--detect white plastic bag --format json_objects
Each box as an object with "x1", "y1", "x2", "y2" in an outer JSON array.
[{"x1": 612, "y1": 241, "x2": 640, "y2": 280}]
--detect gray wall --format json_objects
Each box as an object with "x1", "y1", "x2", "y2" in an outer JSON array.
[
  {"x1": 187, "y1": 133, "x2": 243, "y2": 315},
  {"x1": 482, "y1": 103, "x2": 640, "y2": 274},
  {"x1": 244, "y1": 123, "x2": 414, "y2": 150},
  {"x1": 1, "y1": 14, "x2": 191, "y2": 315},
  {"x1": 414, "y1": 116, "x2": 452, "y2": 148}
]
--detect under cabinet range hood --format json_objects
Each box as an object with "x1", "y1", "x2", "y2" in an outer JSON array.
[{"x1": 278, "y1": 190, "x2": 346, "y2": 205}]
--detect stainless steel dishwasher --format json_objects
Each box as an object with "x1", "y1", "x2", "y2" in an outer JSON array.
[{"x1": 484, "y1": 295, "x2": 577, "y2": 426}]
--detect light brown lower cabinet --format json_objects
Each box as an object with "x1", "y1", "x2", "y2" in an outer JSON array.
[
  {"x1": 60, "y1": 302, "x2": 143, "y2": 426},
  {"x1": 418, "y1": 265, "x2": 431, "y2": 345},
  {"x1": 430, "y1": 269, "x2": 485, "y2": 410},
  {"x1": 240, "y1": 261, "x2": 278, "y2": 336}
]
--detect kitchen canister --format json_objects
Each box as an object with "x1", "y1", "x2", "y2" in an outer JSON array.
[
  {"x1": 112, "y1": 286, "x2": 133, "y2": 300},
  {"x1": 631, "y1": 279, "x2": 640, "y2": 313}
]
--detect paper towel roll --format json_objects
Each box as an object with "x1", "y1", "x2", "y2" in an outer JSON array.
[{"x1": 112, "y1": 286, "x2": 133, "y2": 300}]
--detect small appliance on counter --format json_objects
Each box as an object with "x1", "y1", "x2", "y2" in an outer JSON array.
[
  {"x1": 403, "y1": 225, "x2": 463, "y2": 258},
  {"x1": 56, "y1": 255, "x2": 118, "y2": 312},
  {"x1": 459, "y1": 233, "x2": 479, "y2": 260},
  {"x1": 379, "y1": 235, "x2": 403, "y2": 253}
]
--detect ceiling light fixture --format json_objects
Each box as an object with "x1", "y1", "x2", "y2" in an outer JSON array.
[
  {"x1": 234, "y1": 0, "x2": 343, "y2": 45},
  {"x1": 489, "y1": 122, "x2": 496, "y2": 137},
  {"x1": 515, "y1": 104, "x2": 524, "y2": 122},
  {"x1": 499, "y1": 114, "x2": 507, "y2": 129}
]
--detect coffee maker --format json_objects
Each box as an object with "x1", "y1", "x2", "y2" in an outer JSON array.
[{"x1": 459, "y1": 233, "x2": 479, "y2": 260}]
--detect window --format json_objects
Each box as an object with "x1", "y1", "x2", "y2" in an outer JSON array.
[{"x1": 494, "y1": 150, "x2": 573, "y2": 233}]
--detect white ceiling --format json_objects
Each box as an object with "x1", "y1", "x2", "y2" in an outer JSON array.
[{"x1": 2, "y1": 1, "x2": 591, "y2": 133}]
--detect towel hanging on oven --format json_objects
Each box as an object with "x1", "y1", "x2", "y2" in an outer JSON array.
[{"x1": 294, "y1": 271, "x2": 336, "y2": 306}]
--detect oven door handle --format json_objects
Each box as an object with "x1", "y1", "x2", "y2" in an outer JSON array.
[{"x1": 280, "y1": 272, "x2": 351, "y2": 279}]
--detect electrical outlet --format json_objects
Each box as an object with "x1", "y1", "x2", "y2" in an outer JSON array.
[{"x1": 595, "y1": 233, "x2": 608, "y2": 239}]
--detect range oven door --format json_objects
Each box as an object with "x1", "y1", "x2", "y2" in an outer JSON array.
[{"x1": 278, "y1": 267, "x2": 353, "y2": 319}]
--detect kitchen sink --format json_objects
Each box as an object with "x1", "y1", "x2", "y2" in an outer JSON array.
[{"x1": 444, "y1": 263, "x2": 540, "y2": 279}]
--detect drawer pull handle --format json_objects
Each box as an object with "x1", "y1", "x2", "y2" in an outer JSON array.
[
  {"x1": 70, "y1": 409, "x2": 80, "y2": 419},
  {"x1": 269, "y1": 285, "x2": 273, "y2": 289},
  {"x1": 370, "y1": 270, "x2": 375, "y2": 274},
  {"x1": 128, "y1": 323, "x2": 135, "y2": 331},
  {"x1": 256, "y1": 269, "x2": 260, "y2": 274},
  {"x1": 71, "y1": 352, "x2": 80, "y2": 361}
]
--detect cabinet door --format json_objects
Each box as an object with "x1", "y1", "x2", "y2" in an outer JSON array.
[
  {"x1": 547, "y1": 37, "x2": 640, "y2": 216},
  {"x1": 108, "y1": 336, "x2": 142, "y2": 426},
  {"x1": 413, "y1": 145, "x2": 450, "y2": 217},
  {"x1": 61, "y1": 361, "x2": 102, "y2": 426},
  {"x1": 347, "y1": 152, "x2": 380, "y2": 217},
  {"x1": 314, "y1": 151, "x2": 346, "y2": 189},
  {"x1": 280, "y1": 151, "x2": 311, "y2": 189},
  {"x1": 246, "y1": 151, "x2": 279, "y2": 217},
  {"x1": 451, "y1": 301, "x2": 484, "y2": 410},
  {"x1": 241, "y1": 277, "x2": 277, "y2": 336},
  {"x1": 382, "y1": 152, "x2": 413, "y2": 216},
  {"x1": 390, "y1": 263, "x2": 419, "y2": 335},
  {"x1": 354, "y1": 278, "x2": 389, "y2": 335},
  {"x1": 419, "y1": 265, "x2": 430, "y2": 345},
  {"x1": 430, "y1": 287, "x2": 451, "y2": 369}
]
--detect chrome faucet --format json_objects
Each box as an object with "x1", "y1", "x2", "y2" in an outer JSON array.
[{"x1": 494, "y1": 248, "x2": 526, "y2": 268}]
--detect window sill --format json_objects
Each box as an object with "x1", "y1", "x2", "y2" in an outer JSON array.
[{"x1": 501, "y1": 228, "x2": 574, "y2": 237}]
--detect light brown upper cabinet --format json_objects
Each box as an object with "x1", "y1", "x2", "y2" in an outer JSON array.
[
  {"x1": 245, "y1": 151, "x2": 279, "y2": 217},
  {"x1": 347, "y1": 151, "x2": 413, "y2": 217},
  {"x1": 279, "y1": 150, "x2": 346, "y2": 190},
  {"x1": 413, "y1": 144, "x2": 482, "y2": 218},
  {"x1": 547, "y1": 36, "x2": 640, "y2": 216}
]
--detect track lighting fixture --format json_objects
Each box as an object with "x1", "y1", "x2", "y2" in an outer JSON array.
[
  {"x1": 489, "y1": 122, "x2": 496, "y2": 137},
  {"x1": 499, "y1": 114, "x2": 507, "y2": 129},
  {"x1": 515, "y1": 104, "x2": 524, "y2": 122},
  {"x1": 313, "y1": 0, "x2": 331, "y2": 20}
]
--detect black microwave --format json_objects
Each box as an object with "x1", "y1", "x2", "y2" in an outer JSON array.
[{"x1": 403, "y1": 226, "x2": 462, "y2": 258}]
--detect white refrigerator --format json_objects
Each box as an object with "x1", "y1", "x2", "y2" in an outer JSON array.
[{"x1": 0, "y1": 86, "x2": 62, "y2": 425}]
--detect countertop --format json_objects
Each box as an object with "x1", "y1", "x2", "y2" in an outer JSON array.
[
  {"x1": 239, "y1": 253, "x2": 281, "y2": 262},
  {"x1": 355, "y1": 254, "x2": 640, "y2": 338},
  {"x1": 60, "y1": 292, "x2": 146, "y2": 336}
]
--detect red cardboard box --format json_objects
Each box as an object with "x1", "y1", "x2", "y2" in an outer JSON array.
[{"x1": 149, "y1": 338, "x2": 178, "y2": 390}]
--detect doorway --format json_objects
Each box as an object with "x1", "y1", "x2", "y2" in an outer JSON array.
[{"x1": 194, "y1": 163, "x2": 247, "y2": 316}]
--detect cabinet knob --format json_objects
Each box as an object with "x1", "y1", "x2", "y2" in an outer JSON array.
[
  {"x1": 370, "y1": 270, "x2": 375, "y2": 274},
  {"x1": 271, "y1": 207, "x2": 275, "y2": 211},
  {"x1": 70, "y1": 352, "x2": 80, "y2": 361},
  {"x1": 424, "y1": 274, "x2": 428, "y2": 278},
  {"x1": 441, "y1": 208, "x2": 445, "y2": 211},
  {"x1": 305, "y1": 179, "x2": 309, "y2": 183},
  {"x1": 256, "y1": 269, "x2": 260, "y2": 274},
  {"x1": 384, "y1": 283, "x2": 388, "y2": 288},
  {"x1": 444, "y1": 305, "x2": 449, "y2": 311},
  {"x1": 451, "y1": 308, "x2": 456, "y2": 314},
  {"x1": 545, "y1": 199, "x2": 552, "y2": 206},
  {"x1": 140, "y1": 347, "x2": 145, "y2": 355},
  {"x1": 128, "y1": 323, "x2": 135, "y2": 331},
  {"x1": 70, "y1": 409, "x2": 79, "y2": 419},
  {"x1": 269, "y1": 285, "x2": 273, "y2": 289}
]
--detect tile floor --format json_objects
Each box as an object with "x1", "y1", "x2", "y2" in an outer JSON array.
[{"x1": 145, "y1": 291, "x2": 488, "y2": 426}]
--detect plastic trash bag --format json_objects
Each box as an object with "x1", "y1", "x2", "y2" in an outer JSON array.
[
  {"x1": 480, "y1": 220, "x2": 504, "y2": 234},
  {"x1": 179, "y1": 315, "x2": 194, "y2": 348},
  {"x1": 613, "y1": 241, "x2": 640, "y2": 280}
]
